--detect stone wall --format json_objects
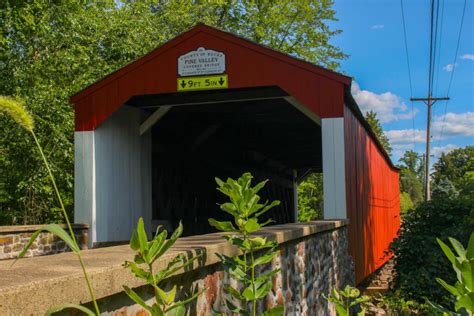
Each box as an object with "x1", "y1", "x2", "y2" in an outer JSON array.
[
  {"x1": 0, "y1": 224, "x2": 88, "y2": 260},
  {"x1": 0, "y1": 221, "x2": 353, "y2": 315},
  {"x1": 95, "y1": 225, "x2": 354, "y2": 315}
]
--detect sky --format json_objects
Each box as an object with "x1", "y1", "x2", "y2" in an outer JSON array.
[{"x1": 328, "y1": 0, "x2": 474, "y2": 165}]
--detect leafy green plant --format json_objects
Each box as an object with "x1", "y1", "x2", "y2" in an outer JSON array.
[
  {"x1": 390, "y1": 198, "x2": 471, "y2": 305},
  {"x1": 325, "y1": 285, "x2": 369, "y2": 316},
  {"x1": 1, "y1": 96, "x2": 99, "y2": 315},
  {"x1": 208, "y1": 172, "x2": 283, "y2": 316},
  {"x1": 123, "y1": 217, "x2": 202, "y2": 315},
  {"x1": 427, "y1": 233, "x2": 474, "y2": 315},
  {"x1": 371, "y1": 291, "x2": 429, "y2": 315}
]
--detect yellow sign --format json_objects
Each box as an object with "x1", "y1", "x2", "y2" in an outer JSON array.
[{"x1": 177, "y1": 75, "x2": 228, "y2": 92}]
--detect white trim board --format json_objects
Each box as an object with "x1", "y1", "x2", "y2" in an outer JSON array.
[{"x1": 321, "y1": 118, "x2": 347, "y2": 219}]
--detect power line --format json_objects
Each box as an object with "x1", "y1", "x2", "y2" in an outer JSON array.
[
  {"x1": 430, "y1": 0, "x2": 441, "y2": 92},
  {"x1": 410, "y1": 0, "x2": 450, "y2": 201},
  {"x1": 434, "y1": 0, "x2": 446, "y2": 96},
  {"x1": 435, "y1": 0, "x2": 468, "y2": 146},
  {"x1": 400, "y1": 0, "x2": 416, "y2": 150}
]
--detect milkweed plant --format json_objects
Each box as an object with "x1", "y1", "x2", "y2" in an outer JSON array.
[{"x1": 208, "y1": 172, "x2": 284, "y2": 316}]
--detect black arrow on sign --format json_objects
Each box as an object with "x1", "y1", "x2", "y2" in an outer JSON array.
[
  {"x1": 218, "y1": 77, "x2": 225, "y2": 86},
  {"x1": 180, "y1": 80, "x2": 186, "y2": 88}
]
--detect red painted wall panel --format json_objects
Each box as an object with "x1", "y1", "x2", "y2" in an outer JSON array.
[
  {"x1": 344, "y1": 105, "x2": 401, "y2": 284},
  {"x1": 71, "y1": 25, "x2": 350, "y2": 131}
]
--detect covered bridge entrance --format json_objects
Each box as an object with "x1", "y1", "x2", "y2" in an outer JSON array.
[{"x1": 70, "y1": 24, "x2": 400, "y2": 283}]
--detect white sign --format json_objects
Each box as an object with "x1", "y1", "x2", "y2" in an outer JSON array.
[{"x1": 178, "y1": 47, "x2": 226, "y2": 77}]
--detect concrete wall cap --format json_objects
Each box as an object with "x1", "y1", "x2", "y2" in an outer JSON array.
[{"x1": 0, "y1": 223, "x2": 89, "y2": 234}]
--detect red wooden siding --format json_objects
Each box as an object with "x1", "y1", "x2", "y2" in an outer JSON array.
[
  {"x1": 70, "y1": 24, "x2": 350, "y2": 131},
  {"x1": 344, "y1": 105, "x2": 401, "y2": 283}
]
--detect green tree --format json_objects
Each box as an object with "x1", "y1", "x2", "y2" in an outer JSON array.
[
  {"x1": 364, "y1": 110, "x2": 392, "y2": 155},
  {"x1": 399, "y1": 191, "x2": 414, "y2": 214},
  {"x1": 432, "y1": 146, "x2": 474, "y2": 193},
  {"x1": 0, "y1": 1, "x2": 346, "y2": 224},
  {"x1": 298, "y1": 173, "x2": 323, "y2": 222},
  {"x1": 397, "y1": 150, "x2": 424, "y2": 207}
]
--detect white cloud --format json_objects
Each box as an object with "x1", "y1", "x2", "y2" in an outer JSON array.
[
  {"x1": 461, "y1": 54, "x2": 474, "y2": 60},
  {"x1": 431, "y1": 144, "x2": 458, "y2": 157},
  {"x1": 351, "y1": 82, "x2": 416, "y2": 123},
  {"x1": 371, "y1": 24, "x2": 384, "y2": 30},
  {"x1": 443, "y1": 63, "x2": 458, "y2": 72},
  {"x1": 432, "y1": 112, "x2": 474, "y2": 137},
  {"x1": 386, "y1": 129, "x2": 428, "y2": 144},
  {"x1": 385, "y1": 112, "x2": 474, "y2": 145}
]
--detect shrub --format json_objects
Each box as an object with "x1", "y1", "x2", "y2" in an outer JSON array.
[
  {"x1": 400, "y1": 191, "x2": 414, "y2": 214},
  {"x1": 391, "y1": 198, "x2": 472, "y2": 306},
  {"x1": 428, "y1": 233, "x2": 474, "y2": 314}
]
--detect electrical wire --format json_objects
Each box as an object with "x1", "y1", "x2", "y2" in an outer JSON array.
[
  {"x1": 400, "y1": 0, "x2": 416, "y2": 150},
  {"x1": 435, "y1": 0, "x2": 468, "y2": 147}
]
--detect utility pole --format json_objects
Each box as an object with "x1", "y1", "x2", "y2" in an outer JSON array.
[{"x1": 410, "y1": 96, "x2": 449, "y2": 201}]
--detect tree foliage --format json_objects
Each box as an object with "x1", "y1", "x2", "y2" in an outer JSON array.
[
  {"x1": 364, "y1": 110, "x2": 392, "y2": 155},
  {"x1": 297, "y1": 173, "x2": 323, "y2": 222},
  {"x1": 432, "y1": 146, "x2": 474, "y2": 201},
  {"x1": 397, "y1": 150, "x2": 424, "y2": 207},
  {"x1": 0, "y1": 1, "x2": 346, "y2": 225},
  {"x1": 390, "y1": 198, "x2": 472, "y2": 306}
]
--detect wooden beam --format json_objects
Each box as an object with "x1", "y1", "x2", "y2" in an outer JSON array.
[
  {"x1": 284, "y1": 96, "x2": 321, "y2": 125},
  {"x1": 139, "y1": 106, "x2": 171, "y2": 135}
]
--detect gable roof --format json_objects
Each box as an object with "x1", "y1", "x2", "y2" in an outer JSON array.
[
  {"x1": 70, "y1": 23, "x2": 351, "y2": 103},
  {"x1": 70, "y1": 23, "x2": 352, "y2": 131}
]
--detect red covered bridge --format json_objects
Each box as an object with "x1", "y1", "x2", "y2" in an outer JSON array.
[{"x1": 70, "y1": 24, "x2": 400, "y2": 283}]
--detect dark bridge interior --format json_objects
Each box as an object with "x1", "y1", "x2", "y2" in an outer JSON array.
[{"x1": 129, "y1": 87, "x2": 322, "y2": 235}]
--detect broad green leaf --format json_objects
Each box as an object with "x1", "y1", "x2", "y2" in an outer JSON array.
[
  {"x1": 147, "y1": 229, "x2": 167, "y2": 263},
  {"x1": 261, "y1": 305, "x2": 284, "y2": 316},
  {"x1": 220, "y1": 202, "x2": 238, "y2": 216},
  {"x1": 335, "y1": 304, "x2": 349, "y2": 316},
  {"x1": 244, "y1": 218, "x2": 261, "y2": 233},
  {"x1": 156, "y1": 285, "x2": 177, "y2": 305},
  {"x1": 242, "y1": 285, "x2": 256, "y2": 301},
  {"x1": 225, "y1": 236, "x2": 251, "y2": 250},
  {"x1": 456, "y1": 259, "x2": 474, "y2": 292},
  {"x1": 167, "y1": 289, "x2": 204, "y2": 312},
  {"x1": 224, "y1": 285, "x2": 245, "y2": 300},
  {"x1": 254, "y1": 252, "x2": 277, "y2": 266},
  {"x1": 136, "y1": 217, "x2": 149, "y2": 258},
  {"x1": 125, "y1": 261, "x2": 150, "y2": 281},
  {"x1": 208, "y1": 218, "x2": 236, "y2": 232},
  {"x1": 349, "y1": 296, "x2": 369, "y2": 307},
  {"x1": 436, "y1": 278, "x2": 460, "y2": 296},
  {"x1": 249, "y1": 236, "x2": 266, "y2": 247},
  {"x1": 255, "y1": 269, "x2": 280, "y2": 283},
  {"x1": 165, "y1": 305, "x2": 185, "y2": 316},
  {"x1": 437, "y1": 238, "x2": 456, "y2": 264},
  {"x1": 255, "y1": 200, "x2": 280, "y2": 217},
  {"x1": 45, "y1": 303, "x2": 95, "y2": 316},
  {"x1": 130, "y1": 228, "x2": 140, "y2": 251},
  {"x1": 15, "y1": 224, "x2": 79, "y2": 265},
  {"x1": 466, "y1": 233, "x2": 474, "y2": 259},
  {"x1": 255, "y1": 280, "x2": 272, "y2": 299},
  {"x1": 455, "y1": 292, "x2": 474, "y2": 312},
  {"x1": 450, "y1": 237, "x2": 467, "y2": 260},
  {"x1": 425, "y1": 298, "x2": 452, "y2": 314},
  {"x1": 123, "y1": 286, "x2": 153, "y2": 313},
  {"x1": 156, "y1": 254, "x2": 201, "y2": 281},
  {"x1": 154, "y1": 221, "x2": 183, "y2": 260}
]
